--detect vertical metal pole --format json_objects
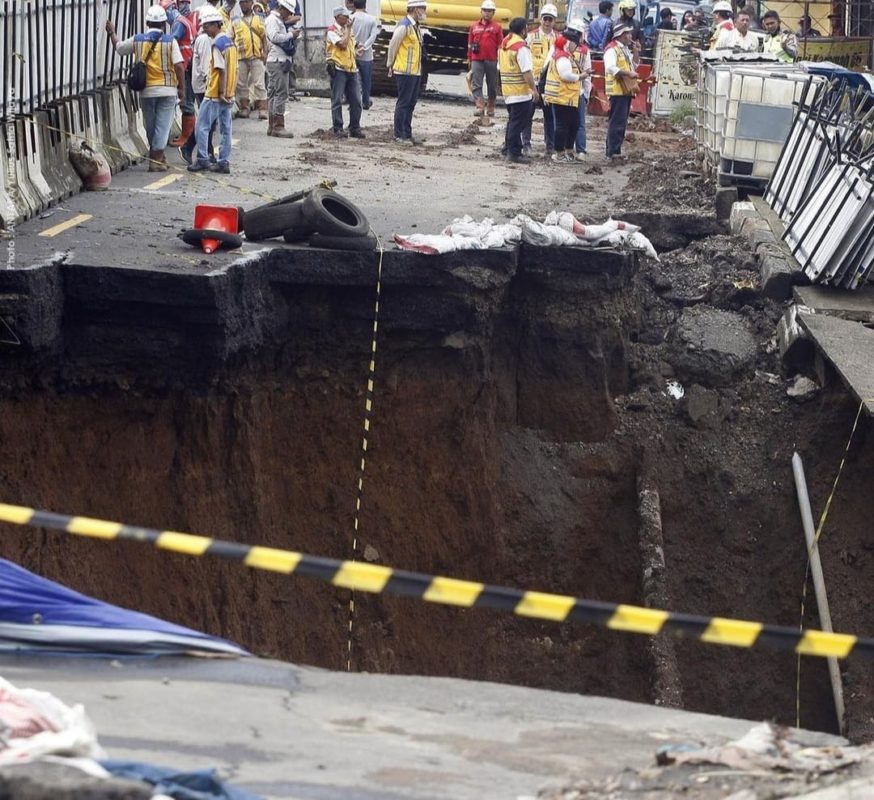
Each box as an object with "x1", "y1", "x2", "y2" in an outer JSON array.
[
  {"x1": 58, "y1": 0, "x2": 66, "y2": 97},
  {"x1": 40, "y1": 0, "x2": 49, "y2": 106},
  {"x1": 792, "y1": 452, "x2": 846, "y2": 736},
  {"x1": 2, "y1": 1, "x2": 10, "y2": 120},
  {"x1": 26, "y1": 0, "x2": 34, "y2": 114}
]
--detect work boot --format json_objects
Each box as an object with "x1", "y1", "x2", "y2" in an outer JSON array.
[
  {"x1": 272, "y1": 114, "x2": 294, "y2": 138},
  {"x1": 209, "y1": 161, "x2": 230, "y2": 174},
  {"x1": 148, "y1": 150, "x2": 169, "y2": 172},
  {"x1": 266, "y1": 113, "x2": 275, "y2": 136},
  {"x1": 169, "y1": 113, "x2": 195, "y2": 147},
  {"x1": 256, "y1": 99, "x2": 269, "y2": 120},
  {"x1": 349, "y1": 128, "x2": 365, "y2": 139},
  {"x1": 236, "y1": 98, "x2": 251, "y2": 119},
  {"x1": 473, "y1": 97, "x2": 485, "y2": 117},
  {"x1": 486, "y1": 99, "x2": 496, "y2": 117},
  {"x1": 187, "y1": 159, "x2": 210, "y2": 172}
]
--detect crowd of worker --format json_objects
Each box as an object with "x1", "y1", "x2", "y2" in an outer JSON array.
[{"x1": 107, "y1": 0, "x2": 811, "y2": 174}]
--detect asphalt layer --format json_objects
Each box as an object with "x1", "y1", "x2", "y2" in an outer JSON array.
[{"x1": 7, "y1": 75, "x2": 634, "y2": 276}]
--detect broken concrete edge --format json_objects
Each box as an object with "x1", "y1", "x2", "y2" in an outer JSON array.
[
  {"x1": 729, "y1": 197, "x2": 807, "y2": 302},
  {"x1": 0, "y1": 244, "x2": 637, "y2": 381}
]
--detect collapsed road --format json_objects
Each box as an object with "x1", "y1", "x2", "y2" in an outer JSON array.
[{"x1": 2, "y1": 75, "x2": 874, "y2": 798}]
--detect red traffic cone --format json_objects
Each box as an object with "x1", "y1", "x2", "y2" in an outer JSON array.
[{"x1": 180, "y1": 204, "x2": 243, "y2": 254}]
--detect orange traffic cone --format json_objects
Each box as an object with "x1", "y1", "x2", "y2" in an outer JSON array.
[{"x1": 180, "y1": 204, "x2": 244, "y2": 254}]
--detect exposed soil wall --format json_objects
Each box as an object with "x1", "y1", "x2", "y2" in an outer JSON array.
[{"x1": 0, "y1": 234, "x2": 870, "y2": 738}]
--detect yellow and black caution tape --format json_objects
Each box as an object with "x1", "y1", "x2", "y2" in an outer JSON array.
[{"x1": 0, "y1": 500, "x2": 871, "y2": 661}]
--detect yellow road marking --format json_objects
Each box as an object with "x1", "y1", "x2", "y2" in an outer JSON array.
[
  {"x1": 38, "y1": 213, "x2": 92, "y2": 237},
  {"x1": 144, "y1": 173, "x2": 182, "y2": 191}
]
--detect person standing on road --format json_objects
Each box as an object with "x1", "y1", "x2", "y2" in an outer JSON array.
[
  {"x1": 709, "y1": 1, "x2": 735, "y2": 49},
  {"x1": 603, "y1": 22, "x2": 638, "y2": 161},
  {"x1": 351, "y1": 0, "x2": 380, "y2": 110},
  {"x1": 233, "y1": 0, "x2": 268, "y2": 119},
  {"x1": 524, "y1": 4, "x2": 557, "y2": 156},
  {"x1": 326, "y1": 7, "x2": 365, "y2": 138},
  {"x1": 188, "y1": 7, "x2": 238, "y2": 174},
  {"x1": 543, "y1": 28, "x2": 584, "y2": 163},
  {"x1": 499, "y1": 16, "x2": 538, "y2": 164},
  {"x1": 179, "y1": 13, "x2": 217, "y2": 163},
  {"x1": 571, "y1": 25, "x2": 592, "y2": 161},
  {"x1": 762, "y1": 10, "x2": 797, "y2": 62},
  {"x1": 106, "y1": 5, "x2": 185, "y2": 172},
  {"x1": 264, "y1": 0, "x2": 300, "y2": 137},
  {"x1": 587, "y1": 1, "x2": 614, "y2": 51},
  {"x1": 467, "y1": 0, "x2": 503, "y2": 118},
  {"x1": 386, "y1": 0, "x2": 426, "y2": 145},
  {"x1": 730, "y1": 12, "x2": 759, "y2": 52},
  {"x1": 168, "y1": 0, "x2": 200, "y2": 148}
]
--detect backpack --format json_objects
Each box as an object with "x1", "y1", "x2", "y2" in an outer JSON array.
[{"x1": 127, "y1": 38, "x2": 161, "y2": 92}]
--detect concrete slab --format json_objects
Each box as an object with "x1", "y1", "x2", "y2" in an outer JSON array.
[
  {"x1": 794, "y1": 285, "x2": 874, "y2": 324},
  {"x1": 797, "y1": 313, "x2": 874, "y2": 415},
  {"x1": 0, "y1": 656, "x2": 841, "y2": 800}
]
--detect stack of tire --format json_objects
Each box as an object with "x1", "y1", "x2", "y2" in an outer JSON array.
[{"x1": 243, "y1": 188, "x2": 376, "y2": 251}]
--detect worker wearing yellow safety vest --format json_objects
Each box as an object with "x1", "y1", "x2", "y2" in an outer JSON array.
[
  {"x1": 709, "y1": 1, "x2": 735, "y2": 49},
  {"x1": 499, "y1": 16, "x2": 539, "y2": 163},
  {"x1": 524, "y1": 4, "x2": 557, "y2": 156},
  {"x1": 603, "y1": 22, "x2": 639, "y2": 161},
  {"x1": 762, "y1": 10, "x2": 797, "y2": 62},
  {"x1": 188, "y1": 5, "x2": 238, "y2": 174},
  {"x1": 326, "y1": 6, "x2": 365, "y2": 138},
  {"x1": 105, "y1": 5, "x2": 185, "y2": 172},
  {"x1": 386, "y1": 0, "x2": 426, "y2": 145},
  {"x1": 543, "y1": 28, "x2": 584, "y2": 163},
  {"x1": 234, "y1": 0, "x2": 268, "y2": 119}
]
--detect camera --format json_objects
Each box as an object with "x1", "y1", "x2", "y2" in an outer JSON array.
[{"x1": 471, "y1": 41, "x2": 480, "y2": 54}]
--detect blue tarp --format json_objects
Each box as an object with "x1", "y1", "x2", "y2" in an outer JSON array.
[
  {"x1": 0, "y1": 559, "x2": 248, "y2": 656},
  {"x1": 100, "y1": 762, "x2": 262, "y2": 800}
]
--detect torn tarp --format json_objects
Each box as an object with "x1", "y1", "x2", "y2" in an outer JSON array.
[{"x1": 394, "y1": 213, "x2": 659, "y2": 260}]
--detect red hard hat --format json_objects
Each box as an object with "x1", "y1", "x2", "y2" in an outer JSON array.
[{"x1": 160, "y1": 0, "x2": 177, "y2": 10}]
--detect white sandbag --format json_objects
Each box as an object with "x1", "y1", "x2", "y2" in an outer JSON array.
[
  {"x1": 603, "y1": 230, "x2": 660, "y2": 261},
  {"x1": 393, "y1": 233, "x2": 483, "y2": 254},
  {"x1": 0, "y1": 677, "x2": 105, "y2": 765},
  {"x1": 577, "y1": 218, "x2": 641, "y2": 241}
]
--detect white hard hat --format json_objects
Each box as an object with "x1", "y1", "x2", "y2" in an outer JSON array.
[
  {"x1": 145, "y1": 4, "x2": 168, "y2": 22},
  {"x1": 407, "y1": 0, "x2": 426, "y2": 8},
  {"x1": 481, "y1": 0, "x2": 497, "y2": 10},
  {"x1": 712, "y1": 1, "x2": 733, "y2": 13},
  {"x1": 540, "y1": 3, "x2": 558, "y2": 16},
  {"x1": 198, "y1": 5, "x2": 223, "y2": 23},
  {"x1": 277, "y1": 0, "x2": 297, "y2": 12}
]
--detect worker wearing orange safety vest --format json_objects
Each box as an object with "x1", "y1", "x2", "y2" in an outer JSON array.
[{"x1": 523, "y1": 3, "x2": 557, "y2": 155}]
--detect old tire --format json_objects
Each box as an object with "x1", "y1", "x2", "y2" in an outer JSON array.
[
  {"x1": 282, "y1": 227, "x2": 311, "y2": 244},
  {"x1": 243, "y1": 199, "x2": 306, "y2": 241},
  {"x1": 301, "y1": 189, "x2": 369, "y2": 238},
  {"x1": 309, "y1": 232, "x2": 377, "y2": 251}
]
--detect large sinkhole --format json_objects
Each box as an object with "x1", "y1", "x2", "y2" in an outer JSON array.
[{"x1": 1, "y1": 231, "x2": 872, "y2": 740}]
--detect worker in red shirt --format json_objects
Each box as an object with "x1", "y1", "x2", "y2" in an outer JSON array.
[{"x1": 468, "y1": 0, "x2": 503, "y2": 118}]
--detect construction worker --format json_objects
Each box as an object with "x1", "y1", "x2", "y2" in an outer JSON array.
[
  {"x1": 105, "y1": 5, "x2": 185, "y2": 172},
  {"x1": 326, "y1": 7, "x2": 365, "y2": 138},
  {"x1": 603, "y1": 22, "x2": 639, "y2": 161},
  {"x1": 543, "y1": 28, "x2": 584, "y2": 163},
  {"x1": 264, "y1": 0, "x2": 300, "y2": 137},
  {"x1": 188, "y1": 5, "x2": 238, "y2": 174},
  {"x1": 762, "y1": 10, "x2": 797, "y2": 62},
  {"x1": 499, "y1": 16, "x2": 538, "y2": 164},
  {"x1": 709, "y1": 1, "x2": 735, "y2": 49},
  {"x1": 168, "y1": 0, "x2": 200, "y2": 148},
  {"x1": 523, "y1": 3, "x2": 557, "y2": 156},
  {"x1": 468, "y1": 0, "x2": 503, "y2": 118},
  {"x1": 386, "y1": 0, "x2": 426, "y2": 145},
  {"x1": 233, "y1": 0, "x2": 268, "y2": 119}
]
